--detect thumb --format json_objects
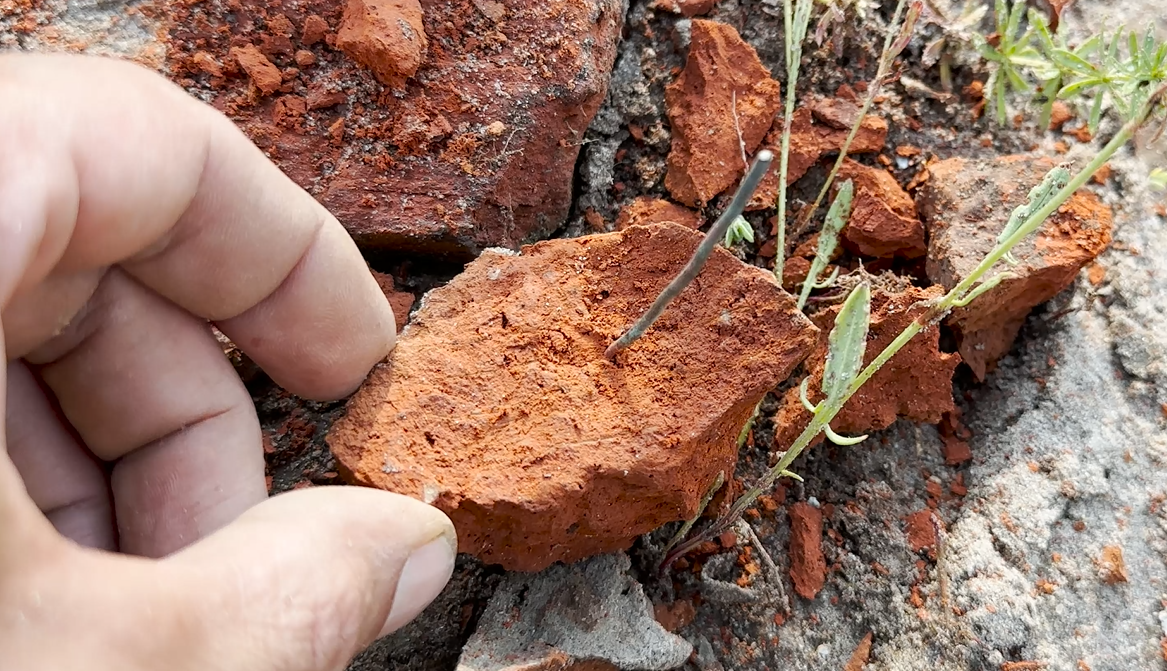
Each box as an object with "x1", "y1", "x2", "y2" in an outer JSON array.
[{"x1": 164, "y1": 486, "x2": 457, "y2": 671}]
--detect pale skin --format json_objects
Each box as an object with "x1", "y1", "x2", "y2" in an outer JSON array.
[{"x1": 0, "y1": 53, "x2": 457, "y2": 670}]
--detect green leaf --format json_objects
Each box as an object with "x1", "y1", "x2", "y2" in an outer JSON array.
[
  {"x1": 1057, "y1": 77, "x2": 1104, "y2": 99},
  {"x1": 1089, "y1": 90, "x2": 1105, "y2": 133},
  {"x1": 1005, "y1": 64, "x2": 1031, "y2": 93},
  {"x1": 1106, "y1": 28, "x2": 1122, "y2": 62},
  {"x1": 994, "y1": 0, "x2": 1008, "y2": 38},
  {"x1": 723, "y1": 215, "x2": 755, "y2": 247},
  {"x1": 1150, "y1": 167, "x2": 1167, "y2": 190},
  {"x1": 1076, "y1": 33, "x2": 1103, "y2": 59},
  {"x1": 793, "y1": 0, "x2": 814, "y2": 45},
  {"x1": 821, "y1": 282, "x2": 871, "y2": 402},
  {"x1": 824, "y1": 424, "x2": 868, "y2": 446},
  {"x1": 1154, "y1": 43, "x2": 1167, "y2": 70},
  {"x1": 979, "y1": 43, "x2": 1006, "y2": 63},
  {"x1": 998, "y1": 165, "x2": 1071, "y2": 243},
  {"x1": 1048, "y1": 48, "x2": 1098, "y2": 74},
  {"x1": 1029, "y1": 9, "x2": 1055, "y2": 52},
  {"x1": 819, "y1": 180, "x2": 852, "y2": 253},
  {"x1": 1011, "y1": 51, "x2": 1051, "y2": 70},
  {"x1": 1005, "y1": 0, "x2": 1025, "y2": 43},
  {"x1": 797, "y1": 180, "x2": 852, "y2": 310}
]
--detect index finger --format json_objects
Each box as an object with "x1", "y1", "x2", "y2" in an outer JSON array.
[{"x1": 0, "y1": 53, "x2": 395, "y2": 400}]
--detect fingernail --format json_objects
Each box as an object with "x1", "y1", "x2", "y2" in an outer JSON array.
[{"x1": 379, "y1": 536, "x2": 456, "y2": 637}]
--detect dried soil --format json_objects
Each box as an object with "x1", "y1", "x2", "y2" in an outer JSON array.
[{"x1": 162, "y1": 0, "x2": 624, "y2": 258}]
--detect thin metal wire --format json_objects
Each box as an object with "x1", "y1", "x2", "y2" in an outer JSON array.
[{"x1": 605, "y1": 150, "x2": 774, "y2": 360}]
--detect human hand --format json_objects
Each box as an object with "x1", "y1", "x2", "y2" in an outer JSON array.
[{"x1": 0, "y1": 53, "x2": 455, "y2": 670}]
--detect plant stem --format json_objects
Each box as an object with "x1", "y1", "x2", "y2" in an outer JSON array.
[
  {"x1": 773, "y1": 0, "x2": 803, "y2": 283},
  {"x1": 788, "y1": 0, "x2": 911, "y2": 247},
  {"x1": 605, "y1": 150, "x2": 774, "y2": 359},
  {"x1": 661, "y1": 102, "x2": 1150, "y2": 570},
  {"x1": 761, "y1": 117, "x2": 1130, "y2": 502}
]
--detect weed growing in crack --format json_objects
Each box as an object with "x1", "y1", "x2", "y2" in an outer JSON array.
[
  {"x1": 625, "y1": 0, "x2": 1167, "y2": 572},
  {"x1": 769, "y1": 0, "x2": 915, "y2": 299},
  {"x1": 782, "y1": 0, "x2": 920, "y2": 266},
  {"x1": 661, "y1": 82, "x2": 1167, "y2": 570},
  {"x1": 1028, "y1": 15, "x2": 1167, "y2": 134},
  {"x1": 723, "y1": 215, "x2": 756, "y2": 248}
]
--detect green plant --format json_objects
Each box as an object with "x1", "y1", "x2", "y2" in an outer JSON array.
[
  {"x1": 971, "y1": 0, "x2": 1167, "y2": 133},
  {"x1": 972, "y1": 0, "x2": 1049, "y2": 125},
  {"x1": 795, "y1": 179, "x2": 851, "y2": 310},
  {"x1": 723, "y1": 215, "x2": 756, "y2": 247},
  {"x1": 796, "y1": 282, "x2": 870, "y2": 447},
  {"x1": 1151, "y1": 167, "x2": 1167, "y2": 190},
  {"x1": 784, "y1": 0, "x2": 920, "y2": 261},
  {"x1": 1029, "y1": 14, "x2": 1167, "y2": 134},
  {"x1": 772, "y1": 0, "x2": 816, "y2": 282},
  {"x1": 661, "y1": 84, "x2": 1167, "y2": 570}
]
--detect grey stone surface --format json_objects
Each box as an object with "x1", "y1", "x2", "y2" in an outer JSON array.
[{"x1": 458, "y1": 554, "x2": 692, "y2": 671}]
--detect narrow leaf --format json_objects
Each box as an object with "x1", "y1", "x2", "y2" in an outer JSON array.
[
  {"x1": 998, "y1": 165, "x2": 1071, "y2": 263},
  {"x1": 798, "y1": 180, "x2": 853, "y2": 310},
  {"x1": 1089, "y1": 90, "x2": 1105, "y2": 134},
  {"x1": 821, "y1": 282, "x2": 871, "y2": 402},
  {"x1": 824, "y1": 424, "x2": 869, "y2": 446},
  {"x1": 996, "y1": 74, "x2": 1009, "y2": 124},
  {"x1": 1005, "y1": 0, "x2": 1025, "y2": 42},
  {"x1": 1049, "y1": 48, "x2": 1098, "y2": 74},
  {"x1": 1005, "y1": 65, "x2": 1031, "y2": 93},
  {"x1": 1076, "y1": 33, "x2": 1102, "y2": 59},
  {"x1": 1029, "y1": 9, "x2": 1055, "y2": 52},
  {"x1": 1057, "y1": 77, "x2": 1104, "y2": 99}
]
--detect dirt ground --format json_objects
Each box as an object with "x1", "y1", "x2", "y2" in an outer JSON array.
[
  {"x1": 7, "y1": 0, "x2": 1167, "y2": 668},
  {"x1": 255, "y1": 0, "x2": 1167, "y2": 661}
]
